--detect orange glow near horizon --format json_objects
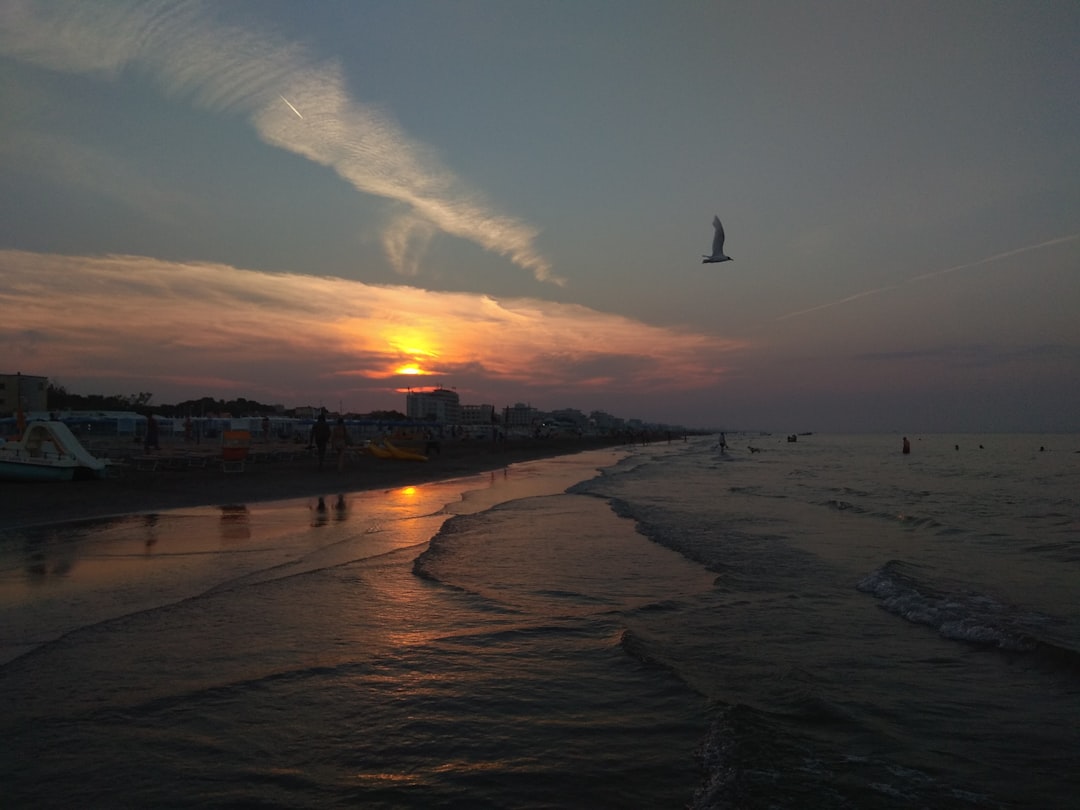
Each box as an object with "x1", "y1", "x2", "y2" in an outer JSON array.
[
  {"x1": 382, "y1": 329, "x2": 439, "y2": 360},
  {"x1": 373, "y1": 326, "x2": 444, "y2": 378},
  {"x1": 0, "y1": 249, "x2": 749, "y2": 403}
]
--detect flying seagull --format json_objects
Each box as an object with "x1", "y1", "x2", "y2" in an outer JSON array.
[{"x1": 702, "y1": 215, "x2": 733, "y2": 263}]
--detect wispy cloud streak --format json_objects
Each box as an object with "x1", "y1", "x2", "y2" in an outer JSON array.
[
  {"x1": 776, "y1": 233, "x2": 1080, "y2": 321},
  {"x1": 0, "y1": 0, "x2": 560, "y2": 283}
]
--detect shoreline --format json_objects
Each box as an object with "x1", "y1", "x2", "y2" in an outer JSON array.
[{"x1": 0, "y1": 437, "x2": 632, "y2": 531}]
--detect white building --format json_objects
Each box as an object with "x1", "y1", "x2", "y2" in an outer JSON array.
[{"x1": 406, "y1": 388, "x2": 461, "y2": 424}]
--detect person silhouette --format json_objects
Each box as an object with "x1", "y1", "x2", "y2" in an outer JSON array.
[
  {"x1": 331, "y1": 416, "x2": 349, "y2": 471},
  {"x1": 311, "y1": 411, "x2": 331, "y2": 469}
]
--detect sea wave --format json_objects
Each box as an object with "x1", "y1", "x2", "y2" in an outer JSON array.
[
  {"x1": 856, "y1": 560, "x2": 1080, "y2": 673},
  {"x1": 690, "y1": 702, "x2": 1003, "y2": 809}
]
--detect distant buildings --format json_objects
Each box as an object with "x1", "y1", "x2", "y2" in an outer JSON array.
[
  {"x1": 589, "y1": 410, "x2": 623, "y2": 432},
  {"x1": 402, "y1": 388, "x2": 652, "y2": 436},
  {"x1": 0, "y1": 373, "x2": 48, "y2": 416},
  {"x1": 1, "y1": 373, "x2": 687, "y2": 438},
  {"x1": 502, "y1": 402, "x2": 537, "y2": 429},
  {"x1": 460, "y1": 403, "x2": 496, "y2": 425}
]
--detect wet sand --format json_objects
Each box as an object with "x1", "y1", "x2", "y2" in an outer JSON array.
[{"x1": 0, "y1": 436, "x2": 631, "y2": 530}]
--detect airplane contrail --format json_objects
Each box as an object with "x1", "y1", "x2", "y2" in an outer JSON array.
[
  {"x1": 776, "y1": 232, "x2": 1080, "y2": 322},
  {"x1": 775, "y1": 285, "x2": 898, "y2": 322},
  {"x1": 278, "y1": 94, "x2": 303, "y2": 119},
  {"x1": 905, "y1": 233, "x2": 1079, "y2": 283}
]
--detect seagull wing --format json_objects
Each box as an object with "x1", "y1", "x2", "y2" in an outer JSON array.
[{"x1": 711, "y1": 216, "x2": 726, "y2": 256}]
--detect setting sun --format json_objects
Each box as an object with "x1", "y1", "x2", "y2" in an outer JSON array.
[{"x1": 381, "y1": 329, "x2": 442, "y2": 378}]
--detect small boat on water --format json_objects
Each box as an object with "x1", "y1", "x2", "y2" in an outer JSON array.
[{"x1": 0, "y1": 421, "x2": 109, "y2": 482}]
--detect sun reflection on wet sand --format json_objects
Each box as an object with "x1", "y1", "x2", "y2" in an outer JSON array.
[{"x1": 0, "y1": 450, "x2": 626, "y2": 665}]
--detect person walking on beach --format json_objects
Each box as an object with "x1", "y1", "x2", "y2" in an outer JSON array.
[
  {"x1": 331, "y1": 416, "x2": 350, "y2": 471},
  {"x1": 311, "y1": 411, "x2": 331, "y2": 469},
  {"x1": 902, "y1": 436, "x2": 911, "y2": 455}
]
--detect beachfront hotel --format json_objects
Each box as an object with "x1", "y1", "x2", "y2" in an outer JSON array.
[{"x1": 406, "y1": 387, "x2": 462, "y2": 424}]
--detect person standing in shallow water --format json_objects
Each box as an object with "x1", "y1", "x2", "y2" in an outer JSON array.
[
  {"x1": 311, "y1": 411, "x2": 331, "y2": 469},
  {"x1": 902, "y1": 436, "x2": 911, "y2": 455}
]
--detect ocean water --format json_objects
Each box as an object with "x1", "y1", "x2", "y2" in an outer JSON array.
[{"x1": 1, "y1": 435, "x2": 1078, "y2": 809}]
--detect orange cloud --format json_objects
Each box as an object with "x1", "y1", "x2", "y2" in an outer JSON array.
[{"x1": 1, "y1": 250, "x2": 747, "y2": 405}]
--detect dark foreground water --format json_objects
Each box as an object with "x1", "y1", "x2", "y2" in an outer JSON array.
[{"x1": 1, "y1": 435, "x2": 1078, "y2": 808}]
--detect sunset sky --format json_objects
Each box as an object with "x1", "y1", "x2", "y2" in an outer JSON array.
[{"x1": 2, "y1": 1, "x2": 1078, "y2": 432}]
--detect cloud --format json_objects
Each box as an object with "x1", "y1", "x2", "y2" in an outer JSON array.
[
  {"x1": 0, "y1": 0, "x2": 561, "y2": 283},
  {"x1": 0, "y1": 250, "x2": 745, "y2": 404},
  {"x1": 381, "y1": 214, "x2": 438, "y2": 278}
]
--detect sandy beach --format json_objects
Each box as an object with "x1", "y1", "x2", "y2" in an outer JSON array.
[{"x1": 0, "y1": 436, "x2": 631, "y2": 530}]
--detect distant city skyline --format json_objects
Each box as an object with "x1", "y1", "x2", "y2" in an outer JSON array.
[
  {"x1": 6, "y1": 375, "x2": 686, "y2": 435},
  {"x1": 2, "y1": 2, "x2": 1078, "y2": 432}
]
